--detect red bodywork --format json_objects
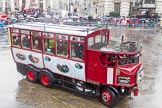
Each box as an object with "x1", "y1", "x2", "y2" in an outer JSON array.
[{"x1": 8, "y1": 23, "x2": 143, "y2": 97}]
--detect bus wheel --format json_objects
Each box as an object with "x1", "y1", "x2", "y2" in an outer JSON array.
[
  {"x1": 99, "y1": 87, "x2": 117, "y2": 108},
  {"x1": 39, "y1": 71, "x2": 53, "y2": 88},
  {"x1": 26, "y1": 68, "x2": 38, "y2": 83}
]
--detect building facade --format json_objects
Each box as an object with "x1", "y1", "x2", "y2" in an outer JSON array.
[{"x1": 0, "y1": 0, "x2": 162, "y2": 17}]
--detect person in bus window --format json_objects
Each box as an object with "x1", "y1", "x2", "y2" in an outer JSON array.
[
  {"x1": 33, "y1": 39, "x2": 41, "y2": 50},
  {"x1": 22, "y1": 35, "x2": 30, "y2": 48},
  {"x1": 62, "y1": 42, "x2": 68, "y2": 56},
  {"x1": 78, "y1": 44, "x2": 84, "y2": 59},
  {"x1": 44, "y1": 39, "x2": 54, "y2": 53},
  {"x1": 100, "y1": 54, "x2": 115, "y2": 66},
  {"x1": 57, "y1": 40, "x2": 63, "y2": 54},
  {"x1": 13, "y1": 36, "x2": 20, "y2": 46},
  {"x1": 71, "y1": 43, "x2": 77, "y2": 57},
  {"x1": 44, "y1": 40, "x2": 49, "y2": 52},
  {"x1": 71, "y1": 43, "x2": 83, "y2": 60},
  {"x1": 48, "y1": 39, "x2": 54, "y2": 53}
]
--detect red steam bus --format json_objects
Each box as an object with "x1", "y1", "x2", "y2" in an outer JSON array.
[{"x1": 8, "y1": 22, "x2": 144, "y2": 107}]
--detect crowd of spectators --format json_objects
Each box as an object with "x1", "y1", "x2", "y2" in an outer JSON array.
[{"x1": 0, "y1": 7, "x2": 161, "y2": 32}]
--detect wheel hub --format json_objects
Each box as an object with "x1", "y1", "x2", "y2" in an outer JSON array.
[
  {"x1": 41, "y1": 74, "x2": 49, "y2": 86},
  {"x1": 102, "y1": 91, "x2": 111, "y2": 102},
  {"x1": 27, "y1": 71, "x2": 34, "y2": 81}
]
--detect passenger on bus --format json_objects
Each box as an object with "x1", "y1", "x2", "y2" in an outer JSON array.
[
  {"x1": 71, "y1": 44, "x2": 76, "y2": 57},
  {"x1": 22, "y1": 35, "x2": 30, "y2": 48},
  {"x1": 71, "y1": 43, "x2": 83, "y2": 59},
  {"x1": 77, "y1": 44, "x2": 84, "y2": 59},
  {"x1": 13, "y1": 36, "x2": 20, "y2": 46},
  {"x1": 62, "y1": 42, "x2": 68, "y2": 56},
  {"x1": 33, "y1": 39, "x2": 41, "y2": 50},
  {"x1": 44, "y1": 39, "x2": 54, "y2": 53},
  {"x1": 57, "y1": 40, "x2": 63, "y2": 54},
  {"x1": 44, "y1": 40, "x2": 49, "y2": 52},
  {"x1": 100, "y1": 54, "x2": 115, "y2": 66},
  {"x1": 49, "y1": 39, "x2": 54, "y2": 52}
]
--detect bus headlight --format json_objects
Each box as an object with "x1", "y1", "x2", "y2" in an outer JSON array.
[{"x1": 118, "y1": 76, "x2": 130, "y2": 85}]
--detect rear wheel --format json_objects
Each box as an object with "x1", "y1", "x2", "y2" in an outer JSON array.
[
  {"x1": 39, "y1": 71, "x2": 54, "y2": 88},
  {"x1": 26, "y1": 68, "x2": 38, "y2": 83},
  {"x1": 99, "y1": 87, "x2": 117, "y2": 108}
]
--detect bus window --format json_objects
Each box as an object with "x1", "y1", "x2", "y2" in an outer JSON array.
[
  {"x1": 71, "y1": 43, "x2": 84, "y2": 60},
  {"x1": 44, "y1": 39, "x2": 54, "y2": 54},
  {"x1": 12, "y1": 33, "x2": 20, "y2": 46},
  {"x1": 56, "y1": 40, "x2": 68, "y2": 57},
  {"x1": 88, "y1": 37, "x2": 94, "y2": 48},
  {"x1": 70, "y1": 37, "x2": 78, "y2": 41},
  {"x1": 118, "y1": 55, "x2": 139, "y2": 66},
  {"x1": 102, "y1": 33, "x2": 108, "y2": 44},
  {"x1": 11, "y1": 28, "x2": 19, "y2": 33},
  {"x1": 20, "y1": 30, "x2": 30, "y2": 34},
  {"x1": 31, "y1": 31, "x2": 41, "y2": 36},
  {"x1": 32, "y1": 37, "x2": 42, "y2": 51},
  {"x1": 43, "y1": 33, "x2": 54, "y2": 38},
  {"x1": 80, "y1": 38, "x2": 84, "y2": 42},
  {"x1": 21, "y1": 34, "x2": 30, "y2": 48},
  {"x1": 56, "y1": 35, "x2": 68, "y2": 57},
  {"x1": 95, "y1": 35, "x2": 101, "y2": 45},
  {"x1": 100, "y1": 54, "x2": 115, "y2": 66}
]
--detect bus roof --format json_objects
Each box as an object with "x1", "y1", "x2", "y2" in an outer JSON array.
[{"x1": 8, "y1": 22, "x2": 100, "y2": 37}]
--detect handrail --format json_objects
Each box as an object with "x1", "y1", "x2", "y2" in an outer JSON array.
[{"x1": 10, "y1": 22, "x2": 99, "y2": 32}]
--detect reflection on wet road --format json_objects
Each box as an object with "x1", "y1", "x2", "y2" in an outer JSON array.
[{"x1": 0, "y1": 28, "x2": 162, "y2": 108}]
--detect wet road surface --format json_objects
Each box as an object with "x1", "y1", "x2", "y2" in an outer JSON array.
[{"x1": 0, "y1": 28, "x2": 162, "y2": 108}]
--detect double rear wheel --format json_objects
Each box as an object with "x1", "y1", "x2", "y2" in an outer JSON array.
[{"x1": 26, "y1": 67, "x2": 54, "y2": 88}]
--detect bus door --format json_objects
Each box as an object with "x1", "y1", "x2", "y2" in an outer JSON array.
[
  {"x1": 86, "y1": 30, "x2": 113, "y2": 84},
  {"x1": 86, "y1": 50, "x2": 106, "y2": 84}
]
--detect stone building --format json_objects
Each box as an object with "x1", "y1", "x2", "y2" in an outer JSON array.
[{"x1": 0, "y1": 0, "x2": 162, "y2": 17}]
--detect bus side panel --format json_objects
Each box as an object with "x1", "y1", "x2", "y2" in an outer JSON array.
[
  {"x1": 12, "y1": 48, "x2": 44, "y2": 68},
  {"x1": 86, "y1": 50, "x2": 107, "y2": 84},
  {"x1": 43, "y1": 54, "x2": 86, "y2": 81}
]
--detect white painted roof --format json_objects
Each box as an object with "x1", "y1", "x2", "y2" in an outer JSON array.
[{"x1": 8, "y1": 22, "x2": 99, "y2": 37}]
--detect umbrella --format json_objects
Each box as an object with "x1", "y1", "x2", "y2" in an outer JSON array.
[{"x1": 0, "y1": 14, "x2": 8, "y2": 19}]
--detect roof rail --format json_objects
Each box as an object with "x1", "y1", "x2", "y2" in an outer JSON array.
[{"x1": 12, "y1": 22, "x2": 98, "y2": 32}]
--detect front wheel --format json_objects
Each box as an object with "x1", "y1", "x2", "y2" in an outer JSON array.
[{"x1": 99, "y1": 87, "x2": 117, "y2": 108}]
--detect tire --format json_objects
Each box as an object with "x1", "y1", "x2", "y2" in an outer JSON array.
[
  {"x1": 26, "y1": 68, "x2": 38, "y2": 83},
  {"x1": 39, "y1": 71, "x2": 54, "y2": 88},
  {"x1": 99, "y1": 87, "x2": 117, "y2": 108}
]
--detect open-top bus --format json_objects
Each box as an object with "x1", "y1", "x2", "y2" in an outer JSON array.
[{"x1": 8, "y1": 22, "x2": 144, "y2": 107}]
